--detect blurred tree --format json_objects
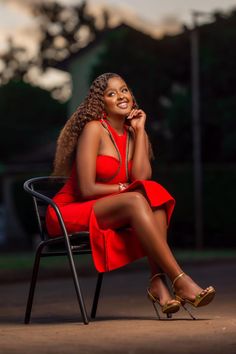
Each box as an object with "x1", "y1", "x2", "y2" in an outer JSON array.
[
  {"x1": 0, "y1": 80, "x2": 66, "y2": 163},
  {"x1": 0, "y1": 38, "x2": 34, "y2": 85},
  {"x1": 91, "y1": 26, "x2": 190, "y2": 162},
  {"x1": 199, "y1": 10, "x2": 236, "y2": 162},
  {"x1": 165, "y1": 88, "x2": 192, "y2": 162},
  {"x1": 1, "y1": 2, "x2": 236, "y2": 163},
  {"x1": 0, "y1": 1, "x2": 110, "y2": 92},
  {"x1": 91, "y1": 10, "x2": 236, "y2": 163},
  {"x1": 33, "y1": 0, "x2": 109, "y2": 70}
]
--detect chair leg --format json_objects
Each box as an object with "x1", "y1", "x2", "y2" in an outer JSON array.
[
  {"x1": 91, "y1": 273, "x2": 104, "y2": 319},
  {"x1": 65, "y1": 240, "x2": 89, "y2": 324},
  {"x1": 24, "y1": 242, "x2": 44, "y2": 324}
]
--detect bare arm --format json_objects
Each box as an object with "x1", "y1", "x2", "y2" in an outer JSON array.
[
  {"x1": 76, "y1": 121, "x2": 120, "y2": 200},
  {"x1": 128, "y1": 109, "x2": 152, "y2": 181}
]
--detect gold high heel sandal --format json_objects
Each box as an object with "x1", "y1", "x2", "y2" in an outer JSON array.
[
  {"x1": 147, "y1": 273, "x2": 181, "y2": 319},
  {"x1": 172, "y1": 272, "x2": 216, "y2": 320}
]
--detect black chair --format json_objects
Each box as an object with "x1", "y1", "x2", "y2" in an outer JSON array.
[{"x1": 23, "y1": 176, "x2": 104, "y2": 325}]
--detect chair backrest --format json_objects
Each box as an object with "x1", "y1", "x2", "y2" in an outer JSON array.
[{"x1": 24, "y1": 176, "x2": 67, "y2": 241}]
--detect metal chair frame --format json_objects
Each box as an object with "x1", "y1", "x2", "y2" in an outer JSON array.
[{"x1": 23, "y1": 176, "x2": 104, "y2": 325}]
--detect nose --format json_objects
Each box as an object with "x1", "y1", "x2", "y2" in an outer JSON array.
[{"x1": 117, "y1": 92, "x2": 125, "y2": 100}]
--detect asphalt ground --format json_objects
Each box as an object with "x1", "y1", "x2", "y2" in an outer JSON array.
[{"x1": 0, "y1": 258, "x2": 236, "y2": 354}]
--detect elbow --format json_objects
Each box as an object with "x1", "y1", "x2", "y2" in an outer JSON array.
[
  {"x1": 131, "y1": 172, "x2": 152, "y2": 182},
  {"x1": 79, "y1": 185, "x2": 95, "y2": 200},
  {"x1": 130, "y1": 167, "x2": 152, "y2": 181}
]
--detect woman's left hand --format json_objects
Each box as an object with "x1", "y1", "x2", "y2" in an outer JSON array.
[{"x1": 126, "y1": 109, "x2": 146, "y2": 131}]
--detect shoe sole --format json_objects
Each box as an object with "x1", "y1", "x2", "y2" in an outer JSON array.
[
  {"x1": 194, "y1": 289, "x2": 216, "y2": 307},
  {"x1": 163, "y1": 304, "x2": 180, "y2": 314}
]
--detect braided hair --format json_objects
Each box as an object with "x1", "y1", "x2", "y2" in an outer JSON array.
[{"x1": 53, "y1": 73, "x2": 138, "y2": 176}]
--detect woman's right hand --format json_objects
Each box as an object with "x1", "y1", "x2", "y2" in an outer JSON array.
[{"x1": 126, "y1": 109, "x2": 146, "y2": 131}]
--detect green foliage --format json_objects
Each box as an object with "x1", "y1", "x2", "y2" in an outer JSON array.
[
  {"x1": 199, "y1": 13, "x2": 236, "y2": 162},
  {"x1": 153, "y1": 163, "x2": 236, "y2": 247},
  {"x1": 12, "y1": 177, "x2": 38, "y2": 246},
  {"x1": 0, "y1": 80, "x2": 67, "y2": 162},
  {"x1": 91, "y1": 25, "x2": 191, "y2": 162},
  {"x1": 91, "y1": 27, "x2": 159, "y2": 115},
  {"x1": 165, "y1": 90, "x2": 192, "y2": 162},
  {"x1": 92, "y1": 12, "x2": 236, "y2": 163}
]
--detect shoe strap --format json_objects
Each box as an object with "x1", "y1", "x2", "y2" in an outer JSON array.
[
  {"x1": 147, "y1": 288, "x2": 157, "y2": 302},
  {"x1": 150, "y1": 273, "x2": 165, "y2": 283},
  {"x1": 172, "y1": 272, "x2": 185, "y2": 288}
]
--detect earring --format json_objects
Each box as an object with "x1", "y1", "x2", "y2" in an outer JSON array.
[{"x1": 102, "y1": 111, "x2": 107, "y2": 119}]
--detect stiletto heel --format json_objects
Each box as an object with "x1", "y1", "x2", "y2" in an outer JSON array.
[
  {"x1": 147, "y1": 273, "x2": 181, "y2": 319},
  {"x1": 151, "y1": 301, "x2": 160, "y2": 319},
  {"x1": 172, "y1": 272, "x2": 216, "y2": 320},
  {"x1": 181, "y1": 303, "x2": 196, "y2": 320}
]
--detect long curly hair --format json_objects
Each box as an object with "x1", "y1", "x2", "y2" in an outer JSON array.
[{"x1": 53, "y1": 72, "x2": 138, "y2": 176}]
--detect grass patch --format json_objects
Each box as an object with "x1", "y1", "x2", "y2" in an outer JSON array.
[
  {"x1": 175, "y1": 248, "x2": 236, "y2": 261},
  {"x1": 0, "y1": 253, "x2": 92, "y2": 270},
  {"x1": 0, "y1": 249, "x2": 235, "y2": 271}
]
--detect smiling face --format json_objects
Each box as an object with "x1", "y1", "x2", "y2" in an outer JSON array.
[{"x1": 103, "y1": 76, "x2": 133, "y2": 118}]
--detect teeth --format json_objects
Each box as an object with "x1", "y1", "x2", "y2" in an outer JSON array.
[{"x1": 118, "y1": 102, "x2": 128, "y2": 108}]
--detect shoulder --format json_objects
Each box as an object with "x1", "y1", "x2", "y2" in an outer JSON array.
[
  {"x1": 83, "y1": 120, "x2": 102, "y2": 132},
  {"x1": 80, "y1": 120, "x2": 103, "y2": 137}
]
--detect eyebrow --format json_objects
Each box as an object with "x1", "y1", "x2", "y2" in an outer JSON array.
[{"x1": 104, "y1": 84, "x2": 127, "y2": 94}]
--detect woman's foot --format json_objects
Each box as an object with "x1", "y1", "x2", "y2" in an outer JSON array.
[
  {"x1": 172, "y1": 272, "x2": 216, "y2": 307},
  {"x1": 148, "y1": 273, "x2": 180, "y2": 308}
]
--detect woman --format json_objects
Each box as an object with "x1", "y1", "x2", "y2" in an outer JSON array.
[{"x1": 46, "y1": 72, "x2": 215, "y2": 318}]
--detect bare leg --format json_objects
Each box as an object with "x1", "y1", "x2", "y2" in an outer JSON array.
[
  {"x1": 148, "y1": 206, "x2": 168, "y2": 276},
  {"x1": 94, "y1": 192, "x2": 182, "y2": 278},
  {"x1": 93, "y1": 191, "x2": 207, "y2": 301},
  {"x1": 151, "y1": 207, "x2": 207, "y2": 301},
  {"x1": 147, "y1": 207, "x2": 176, "y2": 305},
  {"x1": 124, "y1": 188, "x2": 169, "y2": 276},
  {"x1": 137, "y1": 193, "x2": 207, "y2": 302}
]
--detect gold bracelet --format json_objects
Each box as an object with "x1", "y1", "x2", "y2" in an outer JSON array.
[{"x1": 118, "y1": 183, "x2": 126, "y2": 191}]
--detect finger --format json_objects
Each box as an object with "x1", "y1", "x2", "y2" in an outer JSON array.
[
  {"x1": 130, "y1": 109, "x2": 140, "y2": 118},
  {"x1": 132, "y1": 110, "x2": 143, "y2": 119},
  {"x1": 127, "y1": 109, "x2": 136, "y2": 119},
  {"x1": 136, "y1": 109, "x2": 144, "y2": 116},
  {"x1": 135, "y1": 110, "x2": 146, "y2": 119}
]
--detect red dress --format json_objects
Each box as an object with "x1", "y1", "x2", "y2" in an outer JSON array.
[{"x1": 46, "y1": 120, "x2": 175, "y2": 272}]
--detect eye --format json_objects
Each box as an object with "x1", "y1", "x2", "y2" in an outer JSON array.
[
  {"x1": 122, "y1": 88, "x2": 128, "y2": 93},
  {"x1": 107, "y1": 91, "x2": 115, "y2": 97}
]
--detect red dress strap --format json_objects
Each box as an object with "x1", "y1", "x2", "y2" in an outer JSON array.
[{"x1": 100, "y1": 119, "x2": 131, "y2": 182}]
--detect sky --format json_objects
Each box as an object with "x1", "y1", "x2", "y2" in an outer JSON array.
[
  {"x1": 1, "y1": 0, "x2": 236, "y2": 52},
  {"x1": 84, "y1": 0, "x2": 236, "y2": 24},
  {"x1": 1, "y1": 0, "x2": 236, "y2": 93}
]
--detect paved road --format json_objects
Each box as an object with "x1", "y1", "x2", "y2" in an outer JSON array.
[{"x1": 0, "y1": 260, "x2": 236, "y2": 354}]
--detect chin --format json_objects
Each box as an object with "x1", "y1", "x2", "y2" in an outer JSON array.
[{"x1": 118, "y1": 109, "x2": 130, "y2": 117}]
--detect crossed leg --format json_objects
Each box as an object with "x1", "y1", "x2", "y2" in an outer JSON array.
[
  {"x1": 93, "y1": 190, "x2": 205, "y2": 302},
  {"x1": 120, "y1": 188, "x2": 175, "y2": 304}
]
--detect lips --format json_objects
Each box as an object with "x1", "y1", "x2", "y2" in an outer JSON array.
[{"x1": 117, "y1": 101, "x2": 129, "y2": 109}]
